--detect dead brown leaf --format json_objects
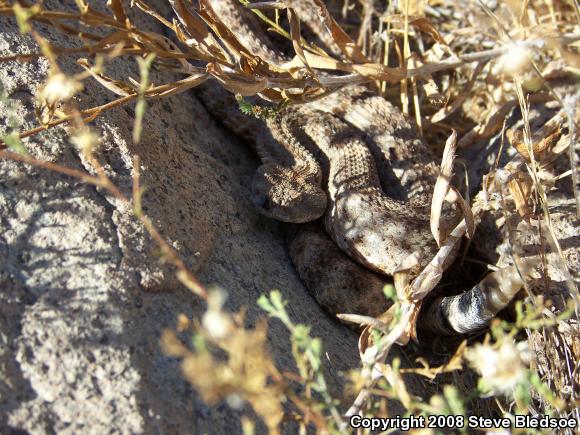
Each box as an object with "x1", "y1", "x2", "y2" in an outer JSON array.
[
  {"x1": 383, "y1": 15, "x2": 447, "y2": 45},
  {"x1": 507, "y1": 125, "x2": 562, "y2": 163},
  {"x1": 431, "y1": 130, "x2": 457, "y2": 246},
  {"x1": 106, "y1": 0, "x2": 126, "y2": 24},
  {"x1": 507, "y1": 170, "x2": 533, "y2": 219},
  {"x1": 77, "y1": 58, "x2": 136, "y2": 96},
  {"x1": 402, "y1": 340, "x2": 467, "y2": 379},
  {"x1": 310, "y1": 0, "x2": 368, "y2": 63}
]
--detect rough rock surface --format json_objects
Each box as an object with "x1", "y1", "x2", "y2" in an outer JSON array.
[{"x1": 0, "y1": 2, "x2": 401, "y2": 433}]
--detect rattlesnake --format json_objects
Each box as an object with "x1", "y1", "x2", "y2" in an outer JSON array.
[
  {"x1": 190, "y1": 0, "x2": 521, "y2": 334},
  {"x1": 257, "y1": 103, "x2": 450, "y2": 275}
]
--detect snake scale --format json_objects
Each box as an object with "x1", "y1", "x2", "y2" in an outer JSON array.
[{"x1": 189, "y1": 0, "x2": 520, "y2": 335}]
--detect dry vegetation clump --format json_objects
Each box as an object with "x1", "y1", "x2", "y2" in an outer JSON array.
[{"x1": 0, "y1": 0, "x2": 579, "y2": 433}]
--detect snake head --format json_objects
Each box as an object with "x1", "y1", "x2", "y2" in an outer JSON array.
[{"x1": 251, "y1": 164, "x2": 327, "y2": 223}]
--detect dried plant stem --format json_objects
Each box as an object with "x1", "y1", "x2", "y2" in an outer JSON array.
[
  {"x1": 0, "y1": 74, "x2": 208, "y2": 148},
  {"x1": 0, "y1": 149, "x2": 105, "y2": 186},
  {"x1": 342, "y1": 185, "x2": 490, "y2": 423},
  {"x1": 0, "y1": 46, "x2": 194, "y2": 63},
  {"x1": 2, "y1": 94, "x2": 136, "y2": 147},
  {"x1": 342, "y1": 302, "x2": 415, "y2": 427},
  {"x1": 408, "y1": 33, "x2": 580, "y2": 78},
  {"x1": 565, "y1": 98, "x2": 580, "y2": 218}
]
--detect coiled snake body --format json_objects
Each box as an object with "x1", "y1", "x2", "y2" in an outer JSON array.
[{"x1": 193, "y1": 0, "x2": 518, "y2": 335}]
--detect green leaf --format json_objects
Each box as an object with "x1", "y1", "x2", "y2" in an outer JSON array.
[
  {"x1": 2, "y1": 131, "x2": 28, "y2": 155},
  {"x1": 292, "y1": 324, "x2": 311, "y2": 347},
  {"x1": 257, "y1": 294, "x2": 275, "y2": 314},
  {"x1": 383, "y1": 283, "x2": 396, "y2": 300}
]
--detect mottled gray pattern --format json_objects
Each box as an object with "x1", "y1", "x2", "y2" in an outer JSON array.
[{"x1": 195, "y1": 0, "x2": 525, "y2": 335}]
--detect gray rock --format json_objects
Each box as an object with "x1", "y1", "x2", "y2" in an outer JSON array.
[{"x1": 0, "y1": 2, "x2": 377, "y2": 433}]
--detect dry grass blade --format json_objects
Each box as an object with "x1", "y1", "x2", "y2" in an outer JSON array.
[
  {"x1": 413, "y1": 184, "x2": 490, "y2": 303},
  {"x1": 282, "y1": 50, "x2": 407, "y2": 82},
  {"x1": 341, "y1": 302, "x2": 417, "y2": 428},
  {"x1": 401, "y1": 341, "x2": 467, "y2": 380},
  {"x1": 77, "y1": 58, "x2": 136, "y2": 96},
  {"x1": 131, "y1": 0, "x2": 173, "y2": 28},
  {"x1": 336, "y1": 313, "x2": 389, "y2": 331},
  {"x1": 151, "y1": 72, "x2": 209, "y2": 98},
  {"x1": 407, "y1": 53, "x2": 443, "y2": 113},
  {"x1": 310, "y1": 0, "x2": 368, "y2": 63},
  {"x1": 171, "y1": 0, "x2": 231, "y2": 63},
  {"x1": 507, "y1": 171, "x2": 534, "y2": 219},
  {"x1": 507, "y1": 110, "x2": 567, "y2": 163},
  {"x1": 286, "y1": 6, "x2": 315, "y2": 77},
  {"x1": 449, "y1": 186, "x2": 475, "y2": 238},
  {"x1": 512, "y1": 75, "x2": 580, "y2": 309},
  {"x1": 383, "y1": 14, "x2": 448, "y2": 45},
  {"x1": 431, "y1": 130, "x2": 457, "y2": 246},
  {"x1": 197, "y1": 0, "x2": 261, "y2": 64},
  {"x1": 106, "y1": 0, "x2": 127, "y2": 24},
  {"x1": 458, "y1": 113, "x2": 507, "y2": 150},
  {"x1": 208, "y1": 63, "x2": 267, "y2": 95},
  {"x1": 242, "y1": 1, "x2": 316, "y2": 74},
  {"x1": 564, "y1": 97, "x2": 580, "y2": 218},
  {"x1": 431, "y1": 61, "x2": 485, "y2": 124}
]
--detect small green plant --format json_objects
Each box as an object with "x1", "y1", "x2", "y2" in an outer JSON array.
[
  {"x1": 0, "y1": 80, "x2": 26, "y2": 154},
  {"x1": 237, "y1": 96, "x2": 288, "y2": 120},
  {"x1": 258, "y1": 291, "x2": 343, "y2": 432}
]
